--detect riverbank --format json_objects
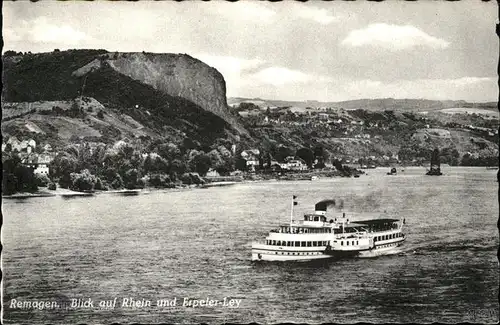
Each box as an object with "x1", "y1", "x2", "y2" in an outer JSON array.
[
  {"x1": 1, "y1": 184, "x2": 206, "y2": 199},
  {"x1": 2, "y1": 169, "x2": 364, "y2": 199},
  {"x1": 2, "y1": 191, "x2": 57, "y2": 199},
  {"x1": 242, "y1": 169, "x2": 363, "y2": 181}
]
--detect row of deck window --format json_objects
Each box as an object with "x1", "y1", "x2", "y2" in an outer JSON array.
[
  {"x1": 374, "y1": 233, "x2": 403, "y2": 242},
  {"x1": 378, "y1": 243, "x2": 396, "y2": 249},
  {"x1": 340, "y1": 240, "x2": 358, "y2": 246},
  {"x1": 266, "y1": 240, "x2": 329, "y2": 247},
  {"x1": 275, "y1": 227, "x2": 332, "y2": 234},
  {"x1": 274, "y1": 251, "x2": 321, "y2": 255},
  {"x1": 266, "y1": 233, "x2": 403, "y2": 247}
]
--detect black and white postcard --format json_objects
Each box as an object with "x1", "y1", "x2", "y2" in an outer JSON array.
[{"x1": 2, "y1": 1, "x2": 498, "y2": 324}]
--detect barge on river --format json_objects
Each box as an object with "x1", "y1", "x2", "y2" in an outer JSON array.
[{"x1": 251, "y1": 198, "x2": 406, "y2": 261}]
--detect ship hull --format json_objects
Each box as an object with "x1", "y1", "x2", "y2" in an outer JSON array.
[
  {"x1": 251, "y1": 244, "x2": 332, "y2": 261},
  {"x1": 358, "y1": 241, "x2": 403, "y2": 258},
  {"x1": 251, "y1": 239, "x2": 405, "y2": 262},
  {"x1": 251, "y1": 251, "x2": 332, "y2": 262}
]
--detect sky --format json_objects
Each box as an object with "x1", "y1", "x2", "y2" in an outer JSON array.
[{"x1": 3, "y1": 1, "x2": 498, "y2": 102}]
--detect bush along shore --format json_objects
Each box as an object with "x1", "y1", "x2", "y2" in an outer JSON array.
[
  {"x1": 2, "y1": 168, "x2": 362, "y2": 198},
  {"x1": 2, "y1": 137, "x2": 365, "y2": 196}
]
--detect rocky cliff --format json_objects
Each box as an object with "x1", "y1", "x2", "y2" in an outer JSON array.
[
  {"x1": 72, "y1": 51, "x2": 246, "y2": 134},
  {"x1": 2, "y1": 49, "x2": 247, "y2": 137},
  {"x1": 108, "y1": 53, "x2": 228, "y2": 119}
]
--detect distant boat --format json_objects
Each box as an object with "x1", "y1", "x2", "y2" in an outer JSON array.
[
  {"x1": 426, "y1": 148, "x2": 443, "y2": 176},
  {"x1": 61, "y1": 192, "x2": 94, "y2": 198},
  {"x1": 201, "y1": 181, "x2": 237, "y2": 188},
  {"x1": 387, "y1": 167, "x2": 397, "y2": 175},
  {"x1": 117, "y1": 189, "x2": 141, "y2": 195},
  {"x1": 310, "y1": 176, "x2": 319, "y2": 181}
]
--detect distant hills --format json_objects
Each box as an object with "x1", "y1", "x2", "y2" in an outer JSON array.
[{"x1": 228, "y1": 97, "x2": 497, "y2": 112}]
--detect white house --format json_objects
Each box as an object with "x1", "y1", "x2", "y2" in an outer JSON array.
[
  {"x1": 43, "y1": 144, "x2": 53, "y2": 152},
  {"x1": 280, "y1": 158, "x2": 307, "y2": 171},
  {"x1": 279, "y1": 162, "x2": 289, "y2": 170},
  {"x1": 35, "y1": 164, "x2": 50, "y2": 176},
  {"x1": 246, "y1": 158, "x2": 259, "y2": 167},
  {"x1": 7, "y1": 136, "x2": 21, "y2": 151},
  {"x1": 206, "y1": 169, "x2": 220, "y2": 177},
  {"x1": 22, "y1": 153, "x2": 52, "y2": 176},
  {"x1": 6, "y1": 137, "x2": 37, "y2": 153},
  {"x1": 318, "y1": 113, "x2": 329, "y2": 121},
  {"x1": 241, "y1": 149, "x2": 260, "y2": 159},
  {"x1": 241, "y1": 149, "x2": 260, "y2": 168}
]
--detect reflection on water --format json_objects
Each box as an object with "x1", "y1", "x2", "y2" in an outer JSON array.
[{"x1": 2, "y1": 167, "x2": 498, "y2": 324}]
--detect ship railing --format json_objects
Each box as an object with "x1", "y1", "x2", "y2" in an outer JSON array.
[{"x1": 335, "y1": 233, "x2": 369, "y2": 240}]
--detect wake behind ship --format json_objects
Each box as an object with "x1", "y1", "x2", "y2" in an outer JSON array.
[{"x1": 251, "y1": 198, "x2": 406, "y2": 261}]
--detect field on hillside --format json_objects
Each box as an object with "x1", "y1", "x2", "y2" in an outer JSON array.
[{"x1": 438, "y1": 107, "x2": 498, "y2": 118}]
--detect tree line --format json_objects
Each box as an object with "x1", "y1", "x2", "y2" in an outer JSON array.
[{"x1": 2, "y1": 137, "x2": 334, "y2": 194}]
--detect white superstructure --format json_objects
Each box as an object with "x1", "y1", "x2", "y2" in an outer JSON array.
[{"x1": 251, "y1": 198, "x2": 406, "y2": 261}]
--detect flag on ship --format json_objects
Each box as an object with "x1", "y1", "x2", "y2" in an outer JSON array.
[{"x1": 293, "y1": 195, "x2": 298, "y2": 205}]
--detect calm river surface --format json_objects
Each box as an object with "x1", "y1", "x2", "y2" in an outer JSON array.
[{"x1": 2, "y1": 167, "x2": 498, "y2": 324}]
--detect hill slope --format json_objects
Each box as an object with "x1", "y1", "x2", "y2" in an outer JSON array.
[{"x1": 2, "y1": 49, "x2": 248, "y2": 147}]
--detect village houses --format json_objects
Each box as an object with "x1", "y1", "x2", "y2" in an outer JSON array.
[
  {"x1": 4, "y1": 136, "x2": 37, "y2": 154},
  {"x1": 2, "y1": 137, "x2": 55, "y2": 175},
  {"x1": 240, "y1": 149, "x2": 260, "y2": 171},
  {"x1": 22, "y1": 153, "x2": 52, "y2": 176},
  {"x1": 279, "y1": 156, "x2": 308, "y2": 171}
]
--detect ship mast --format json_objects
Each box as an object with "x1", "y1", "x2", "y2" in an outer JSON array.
[
  {"x1": 290, "y1": 195, "x2": 297, "y2": 230},
  {"x1": 342, "y1": 212, "x2": 345, "y2": 235}
]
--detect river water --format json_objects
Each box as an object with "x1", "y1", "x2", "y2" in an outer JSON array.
[{"x1": 2, "y1": 167, "x2": 498, "y2": 324}]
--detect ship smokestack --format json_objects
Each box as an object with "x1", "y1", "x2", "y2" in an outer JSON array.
[
  {"x1": 315, "y1": 202, "x2": 327, "y2": 215},
  {"x1": 315, "y1": 199, "x2": 339, "y2": 215}
]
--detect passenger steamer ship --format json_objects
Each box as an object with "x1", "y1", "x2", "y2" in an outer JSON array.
[{"x1": 251, "y1": 198, "x2": 406, "y2": 261}]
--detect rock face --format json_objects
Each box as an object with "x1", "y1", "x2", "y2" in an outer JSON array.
[{"x1": 74, "y1": 51, "x2": 246, "y2": 134}]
